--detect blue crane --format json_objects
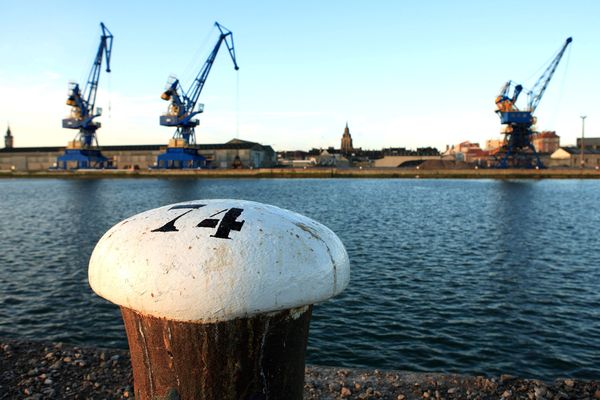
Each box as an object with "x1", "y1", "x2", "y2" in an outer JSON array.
[
  {"x1": 57, "y1": 22, "x2": 113, "y2": 169},
  {"x1": 156, "y1": 22, "x2": 239, "y2": 169},
  {"x1": 493, "y1": 37, "x2": 572, "y2": 168}
]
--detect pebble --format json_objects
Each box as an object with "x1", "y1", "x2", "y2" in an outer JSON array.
[
  {"x1": 564, "y1": 379, "x2": 575, "y2": 387},
  {"x1": 534, "y1": 386, "x2": 547, "y2": 399},
  {"x1": 2, "y1": 338, "x2": 600, "y2": 400}
]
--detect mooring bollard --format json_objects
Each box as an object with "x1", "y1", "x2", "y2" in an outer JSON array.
[{"x1": 88, "y1": 199, "x2": 350, "y2": 400}]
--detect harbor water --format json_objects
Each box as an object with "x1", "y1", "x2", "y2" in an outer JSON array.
[{"x1": 0, "y1": 178, "x2": 599, "y2": 380}]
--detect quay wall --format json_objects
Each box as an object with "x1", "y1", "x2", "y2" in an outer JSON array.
[{"x1": 1, "y1": 167, "x2": 600, "y2": 179}]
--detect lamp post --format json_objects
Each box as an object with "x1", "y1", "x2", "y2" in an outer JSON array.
[{"x1": 580, "y1": 115, "x2": 587, "y2": 168}]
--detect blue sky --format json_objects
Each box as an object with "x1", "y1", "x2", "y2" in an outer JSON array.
[{"x1": 0, "y1": 1, "x2": 598, "y2": 151}]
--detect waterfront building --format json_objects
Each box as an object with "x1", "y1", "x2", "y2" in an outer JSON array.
[
  {"x1": 549, "y1": 147, "x2": 600, "y2": 168},
  {"x1": 317, "y1": 148, "x2": 350, "y2": 167},
  {"x1": 0, "y1": 138, "x2": 276, "y2": 171},
  {"x1": 276, "y1": 150, "x2": 318, "y2": 167}
]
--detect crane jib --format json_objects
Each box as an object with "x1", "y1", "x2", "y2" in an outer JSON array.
[{"x1": 527, "y1": 37, "x2": 572, "y2": 112}]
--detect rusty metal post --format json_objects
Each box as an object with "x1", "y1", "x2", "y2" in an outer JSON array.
[{"x1": 89, "y1": 199, "x2": 350, "y2": 400}]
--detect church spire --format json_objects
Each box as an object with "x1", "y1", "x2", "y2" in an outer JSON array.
[
  {"x1": 4, "y1": 124, "x2": 13, "y2": 149},
  {"x1": 341, "y1": 122, "x2": 353, "y2": 154}
]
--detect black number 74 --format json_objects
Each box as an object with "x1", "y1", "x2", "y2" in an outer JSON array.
[{"x1": 151, "y1": 204, "x2": 245, "y2": 239}]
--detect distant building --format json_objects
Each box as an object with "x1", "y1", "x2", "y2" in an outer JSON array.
[
  {"x1": 381, "y1": 147, "x2": 439, "y2": 157},
  {"x1": 485, "y1": 139, "x2": 503, "y2": 151},
  {"x1": 550, "y1": 147, "x2": 600, "y2": 168},
  {"x1": 456, "y1": 141, "x2": 481, "y2": 154},
  {"x1": 445, "y1": 141, "x2": 488, "y2": 163},
  {"x1": 317, "y1": 148, "x2": 350, "y2": 167},
  {"x1": 276, "y1": 150, "x2": 317, "y2": 167},
  {"x1": 382, "y1": 147, "x2": 411, "y2": 156},
  {"x1": 576, "y1": 137, "x2": 600, "y2": 150},
  {"x1": 532, "y1": 131, "x2": 560, "y2": 154},
  {"x1": 4, "y1": 125, "x2": 13, "y2": 149},
  {"x1": 340, "y1": 122, "x2": 353, "y2": 154},
  {"x1": 277, "y1": 150, "x2": 309, "y2": 161},
  {"x1": 201, "y1": 139, "x2": 276, "y2": 169}
]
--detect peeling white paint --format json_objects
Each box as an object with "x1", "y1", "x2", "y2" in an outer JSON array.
[{"x1": 88, "y1": 199, "x2": 350, "y2": 323}]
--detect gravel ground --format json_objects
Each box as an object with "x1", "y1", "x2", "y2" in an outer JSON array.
[{"x1": 1, "y1": 338, "x2": 599, "y2": 399}]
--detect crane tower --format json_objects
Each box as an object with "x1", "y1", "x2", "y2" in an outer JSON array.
[
  {"x1": 57, "y1": 23, "x2": 113, "y2": 169},
  {"x1": 156, "y1": 22, "x2": 239, "y2": 169},
  {"x1": 494, "y1": 37, "x2": 572, "y2": 168}
]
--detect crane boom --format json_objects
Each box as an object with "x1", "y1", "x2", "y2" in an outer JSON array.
[
  {"x1": 527, "y1": 37, "x2": 572, "y2": 113},
  {"x1": 83, "y1": 22, "x2": 113, "y2": 121},
  {"x1": 186, "y1": 23, "x2": 239, "y2": 115}
]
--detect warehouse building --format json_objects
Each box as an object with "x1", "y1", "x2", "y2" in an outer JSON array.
[
  {"x1": 0, "y1": 136, "x2": 275, "y2": 171},
  {"x1": 549, "y1": 147, "x2": 600, "y2": 168}
]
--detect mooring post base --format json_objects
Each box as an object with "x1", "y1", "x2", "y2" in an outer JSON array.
[{"x1": 121, "y1": 306, "x2": 312, "y2": 400}]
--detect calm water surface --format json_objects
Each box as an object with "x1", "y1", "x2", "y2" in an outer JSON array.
[{"x1": 0, "y1": 178, "x2": 599, "y2": 380}]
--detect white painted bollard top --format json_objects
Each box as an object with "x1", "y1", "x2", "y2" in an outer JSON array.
[{"x1": 89, "y1": 199, "x2": 350, "y2": 323}]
